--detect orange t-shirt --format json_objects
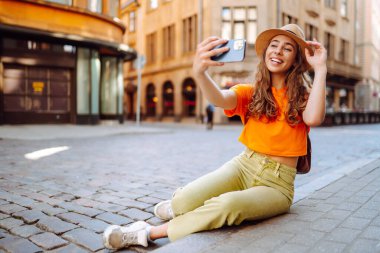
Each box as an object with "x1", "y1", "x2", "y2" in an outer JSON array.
[{"x1": 224, "y1": 84, "x2": 308, "y2": 157}]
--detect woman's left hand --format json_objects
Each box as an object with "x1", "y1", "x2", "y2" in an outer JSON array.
[{"x1": 305, "y1": 39, "x2": 327, "y2": 71}]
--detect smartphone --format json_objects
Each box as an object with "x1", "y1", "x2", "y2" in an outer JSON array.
[{"x1": 211, "y1": 39, "x2": 246, "y2": 62}]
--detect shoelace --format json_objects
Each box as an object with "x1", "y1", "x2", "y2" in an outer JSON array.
[{"x1": 121, "y1": 231, "x2": 138, "y2": 246}]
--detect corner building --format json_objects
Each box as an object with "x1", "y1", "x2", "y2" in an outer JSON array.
[
  {"x1": 122, "y1": 0, "x2": 362, "y2": 124},
  {"x1": 0, "y1": 0, "x2": 136, "y2": 124}
]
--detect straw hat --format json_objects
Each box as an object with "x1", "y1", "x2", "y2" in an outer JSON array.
[{"x1": 255, "y1": 24, "x2": 314, "y2": 58}]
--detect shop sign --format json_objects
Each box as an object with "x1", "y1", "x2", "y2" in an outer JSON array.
[{"x1": 32, "y1": 82, "x2": 44, "y2": 93}]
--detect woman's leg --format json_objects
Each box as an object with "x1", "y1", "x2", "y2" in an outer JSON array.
[
  {"x1": 170, "y1": 156, "x2": 247, "y2": 216},
  {"x1": 149, "y1": 223, "x2": 169, "y2": 240},
  {"x1": 168, "y1": 185, "x2": 291, "y2": 241}
]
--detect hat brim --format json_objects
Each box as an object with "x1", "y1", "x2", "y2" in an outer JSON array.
[{"x1": 255, "y1": 28, "x2": 314, "y2": 58}]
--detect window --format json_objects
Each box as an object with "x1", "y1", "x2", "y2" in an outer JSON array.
[
  {"x1": 77, "y1": 48, "x2": 91, "y2": 114},
  {"x1": 221, "y1": 7, "x2": 257, "y2": 44},
  {"x1": 247, "y1": 7, "x2": 257, "y2": 44},
  {"x1": 107, "y1": 0, "x2": 119, "y2": 17},
  {"x1": 163, "y1": 24, "x2": 175, "y2": 59},
  {"x1": 44, "y1": 0, "x2": 72, "y2": 5},
  {"x1": 305, "y1": 23, "x2": 318, "y2": 40},
  {"x1": 146, "y1": 32, "x2": 157, "y2": 64},
  {"x1": 233, "y1": 8, "x2": 245, "y2": 40},
  {"x1": 325, "y1": 0, "x2": 336, "y2": 9},
  {"x1": 3, "y1": 38, "x2": 76, "y2": 54},
  {"x1": 282, "y1": 13, "x2": 298, "y2": 25},
  {"x1": 324, "y1": 32, "x2": 335, "y2": 59},
  {"x1": 129, "y1": 12, "x2": 136, "y2": 32},
  {"x1": 221, "y1": 8, "x2": 232, "y2": 40},
  {"x1": 149, "y1": 0, "x2": 158, "y2": 10},
  {"x1": 100, "y1": 57, "x2": 119, "y2": 114},
  {"x1": 339, "y1": 39, "x2": 349, "y2": 62},
  {"x1": 88, "y1": 0, "x2": 102, "y2": 13},
  {"x1": 340, "y1": 0, "x2": 348, "y2": 17},
  {"x1": 182, "y1": 15, "x2": 197, "y2": 53}
]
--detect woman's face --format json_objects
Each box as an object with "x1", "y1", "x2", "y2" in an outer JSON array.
[{"x1": 265, "y1": 35, "x2": 298, "y2": 74}]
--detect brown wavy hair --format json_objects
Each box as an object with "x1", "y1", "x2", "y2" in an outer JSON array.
[{"x1": 248, "y1": 45, "x2": 312, "y2": 126}]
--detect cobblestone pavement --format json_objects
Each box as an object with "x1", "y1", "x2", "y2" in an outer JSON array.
[{"x1": 0, "y1": 123, "x2": 379, "y2": 252}]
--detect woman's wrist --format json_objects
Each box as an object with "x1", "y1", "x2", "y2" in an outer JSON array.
[
  {"x1": 193, "y1": 67, "x2": 207, "y2": 79},
  {"x1": 313, "y1": 65, "x2": 327, "y2": 75}
]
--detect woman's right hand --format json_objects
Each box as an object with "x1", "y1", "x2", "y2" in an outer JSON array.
[{"x1": 192, "y1": 37, "x2": 230, "y2": 77}]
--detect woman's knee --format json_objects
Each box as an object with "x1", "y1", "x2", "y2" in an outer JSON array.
[
  {"x1": 171, "y1": 187, "x2": 197, "y2": 215},
  {"x1": 205, "y1": 194, "x2": 242, "y2": 225}
]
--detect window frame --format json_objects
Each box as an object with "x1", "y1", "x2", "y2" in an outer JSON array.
[
  {"x1": 129, "y1": 11, "x2": 136, "y2": 33},
  {"x1": 182, "y1": 15, "x2": 198, "y2": 54},
  {"x1": 282, "y1": 13, "x2": 298, "y2": 26},
  {"x1": 148, "y1": 0, "x2": 159, "y2": 11},
  {"x1": 163, "y1": 24, "x2": 176, "y2": 60},
  {"x1": 221, "y1": 6, "x2": 257, "y2": 45},
  {"x1": 324, "y1": 32, "x2": 335, "y2": 60},
  {"x1": 305, "y1": 23, "x2": 318, "y2": 41},
  {"x1": 324, "y1": 0, "x2": 336, "y2": 9},
  {"x1": 339, "y1": 38, "x2": 349, "y2": 62},
  {"x1": 340, "y1": 0, "x2": 348, "y2": 18},
  {"x1": 146, "y1": 32, "x2": 157, "y2": 64}
]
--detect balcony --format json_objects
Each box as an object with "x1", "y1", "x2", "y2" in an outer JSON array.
[
  {"x1": 0, "y1": 0, "x2": 125, "y2": 44},
  {"x1": 326, "y1": 59, "x2": 361, "y2": 80},
  {"x1": 304, "y1": 0, "x2": 321, "y2": 18}
]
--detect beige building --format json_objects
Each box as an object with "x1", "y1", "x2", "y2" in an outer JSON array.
[
  {"x1": 121, "y1": 0, "x2": 363, "y2": 124},
  {"x1": 355, "y1": 0, "x2": 380, "y2": 111}
]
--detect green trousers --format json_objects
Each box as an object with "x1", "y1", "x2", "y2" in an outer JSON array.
[{"x1": 167, "y1": 149, "x2": 297, "y2": 241}]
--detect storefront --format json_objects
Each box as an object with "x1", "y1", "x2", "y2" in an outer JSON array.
[
  {"x1": 0, "y1": 34, "x2": 134, "y2": 124},
  {"x1": 0, "y1": 0, "x2": 136, "y2": 124}
]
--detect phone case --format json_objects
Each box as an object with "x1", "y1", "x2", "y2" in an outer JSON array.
[{"x1": 211, "y1": 39, "x2": 246, "y2": 62}]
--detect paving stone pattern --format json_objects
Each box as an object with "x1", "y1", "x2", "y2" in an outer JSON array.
[{"x1": 0, "y1": 124, "x2": 380, "y2": 252}]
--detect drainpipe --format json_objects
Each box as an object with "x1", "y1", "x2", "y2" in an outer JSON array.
[
  {"x1": 198, "y1": 0, "x2": 203, "y2": 123},
  {"x1": 276, "y1": 0, "x2": 281, "y2": 26},
  {"x1": 353, "y1": 0, "x2": 357, "y2": 66}
]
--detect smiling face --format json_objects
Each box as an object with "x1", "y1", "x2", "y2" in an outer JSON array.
[{"x1": 264, "y1": 35, "x2": 298, "y2": 75}]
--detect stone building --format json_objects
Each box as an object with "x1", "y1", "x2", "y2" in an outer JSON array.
[
  {"x1": 121, "y1": 0, "x2": 363, "y2": 124},
  {"x1": 0, "y1": 0, "x2": 136, "y2": 124},
  {"x1": 355, "y1": 0, "x2": 380, "y2": 112}
]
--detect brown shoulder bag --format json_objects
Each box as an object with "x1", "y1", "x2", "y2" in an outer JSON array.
[{"x1": 296, "y1": 135, "x2": 311, "y2": 174}]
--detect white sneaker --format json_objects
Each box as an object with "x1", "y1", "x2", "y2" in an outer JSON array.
[
  {"x1": 103, "y1": 221, "x2": 149, "y2": 250},
  {"x1": 154, "y1": 200, "x2": 174, "y2": 221}
]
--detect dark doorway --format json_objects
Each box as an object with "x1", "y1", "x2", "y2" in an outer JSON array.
[
  {"x1": 182, "y1": 78, "x2": 196, "y2": 117},
  {"x1": 146, "y1": 83, "x2": 156, "y2": 117},
  {"x1": 163, "y1": 81, "x2": 174, "y2": 116}
]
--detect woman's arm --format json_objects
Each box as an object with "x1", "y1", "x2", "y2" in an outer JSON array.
[
  {"x1": 302, "y1": 40, "x2": 328, "y2": 126},
  {"x1": 193, "y1": 37, "x2": 237, "y2": 110}
]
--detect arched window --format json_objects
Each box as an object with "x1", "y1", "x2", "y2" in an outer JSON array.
[
  {"x1": 146, "y1": 83, "x2": 156, "y2": 116},
  {"x1": 163, "y1": 81, "x2": 174, "y2": 116},
  {"x1": 182, "y1": 78, "x2": 196, "y2": 117}
]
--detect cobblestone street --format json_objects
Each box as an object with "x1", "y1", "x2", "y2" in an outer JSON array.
[{"x1": 0, "y1": 123, "x2": 379, "y2": 252}]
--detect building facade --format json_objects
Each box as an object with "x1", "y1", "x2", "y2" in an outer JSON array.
[
  {"x1": 0, "y1": 0, "x2": 136, "y2": 124},
  {"x1": 122, "y1": 0, "x2": 363, "y2": 124},
  {"x1": 355, "y1": 0, "x2": 380, "y2": 112},
  {"x1": 121, "y1": 0, "x2": 201, "y2": 123}
]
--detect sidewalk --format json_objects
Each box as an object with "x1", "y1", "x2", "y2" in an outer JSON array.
[
  {"x1": 153, "y1": 159, "x2": 380, "y2": 253},
  {"x1": 0, "y1": 122, "x2": 171, "y2": 140}
]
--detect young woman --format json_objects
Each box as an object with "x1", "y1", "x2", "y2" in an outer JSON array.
[{"x1": 103, "y1": 24, "x2": 327, "y2": 250}]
